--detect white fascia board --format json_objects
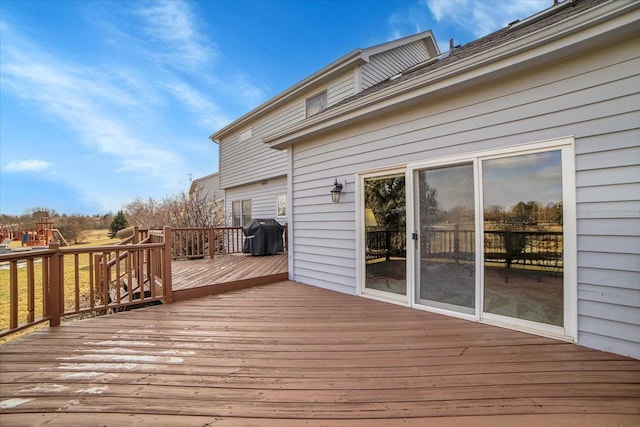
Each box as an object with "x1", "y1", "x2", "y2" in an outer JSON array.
[
  {"x1": 265, "y1": 1, "x2": 640, "y2": 150},
  {"x1": 209, "y1": 50, "x2": 365, "y2": 142},
  {"x1": 361, "y1": 30, "x2": 440, "y2": 61}
]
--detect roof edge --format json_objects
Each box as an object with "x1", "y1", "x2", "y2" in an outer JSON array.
[
  {"x1": 210, "y1": 30, "x2": 439, "y2": 142},
  {"x1": 265, "y1": 0, "x2": 639, "y2": 150}
]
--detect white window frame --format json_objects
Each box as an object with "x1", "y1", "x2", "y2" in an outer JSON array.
[
  {"x1": 356, "y1": 167, "x2": 410, "y2": 307},
  {"x1": 355, "y1": 137, "x2": 577, "y2": 342},
  {"x1": 306, "y1": 90, "x2": 327, "y2": 118},
  {"x1": 276, "y1": 193, "x2": 286, "y2": 218},
  {"x1": 406, "y1": 136, "x2": 577, "y2": 342},
  {"x1": 232, "y1": 199, "x2": 252, "y2": 227}
]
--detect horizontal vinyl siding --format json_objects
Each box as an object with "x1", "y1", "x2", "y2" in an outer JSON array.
[
  {"x1": 361, "y1": 40, "x2": 431, "y2": 90},
  {"x1": 224, "y1": 176, "x2": 288, "y2": 225},
  {"x1": 220, "y1": 133, "x2": 287, "y2": 190},
  {"x1": 290, "y1": 36, "x2": 640, "y2": 358},
  {"x1": 220, "y1": 72, "x2": 356, "y2": 190},
  {"x1": 328, "y1": 72, "x2": 356, "y2": 106},
  {"x1": 575, "y1": 128, "x2": 640, "y2": 358},
  {"x1": 192, "y1": 174, "x2": 224, "y2": 202}
]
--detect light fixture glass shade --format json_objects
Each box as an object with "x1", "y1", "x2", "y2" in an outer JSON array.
[
  {"x1": 331, "y1": 179, "x2": 343, "y2": 203},
  {"x1": 331, "y1": 188, "x2": 341, "y2": 203}
]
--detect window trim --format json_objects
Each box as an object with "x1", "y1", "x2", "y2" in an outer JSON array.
[
  {"x1": 407, "y1": 136, "x2": 576, "y2": 341},
  {"x1": 305, "y1": 90, "x2": 328, "y2": 118},
  {"x1": 276, "y1": 194, "x2": 287, "y2": 218},
  {"x1": 232, "y1": 199, "x2": 252, "y2": 227},
  {"x1": 355, "y1": 136, "x2": 577, "y2": 341}
]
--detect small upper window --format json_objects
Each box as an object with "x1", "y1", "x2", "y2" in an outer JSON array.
[{"x1": 306, "y1": 91, "x2": 327, "y2": 117}]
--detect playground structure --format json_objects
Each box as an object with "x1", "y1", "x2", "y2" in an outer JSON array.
[{"x1": 0, "y1": 219, "x2": 68, "y2": 247}]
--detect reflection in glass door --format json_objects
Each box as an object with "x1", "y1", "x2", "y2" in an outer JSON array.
[
  {"x1": 482, "y1": 150, "x2": 564, "y2": 327},
  {"x1": 415, "y1": 163, "x2": 475, "y2": 315},
  {"x1": 363, "y1": 174, "x2": 406, "y2": 296}
]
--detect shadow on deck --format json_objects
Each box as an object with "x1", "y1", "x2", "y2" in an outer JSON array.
[{"x1": 170, "y1": 253, "x2": 288, "y2": 302}]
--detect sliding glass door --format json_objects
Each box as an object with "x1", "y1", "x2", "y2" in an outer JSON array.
[
  {"x1": 414, "y1": 163, "x2": 476, "y2": 315},
  {"x1": 362, "y1": 173, "x2": 406, "y2": 297},
  {"x1": 482, "y1": 151, "x2": 564, "y2": 327},
  {"x1": 409, "y1": 140, "x2": 574, "y2": 338}
]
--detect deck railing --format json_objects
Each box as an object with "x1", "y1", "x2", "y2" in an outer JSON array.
[
  {"x1": 167, "y1": 225, "x2": 288, "y2": 260},
  {"x1": 1, "y1": 224, "x2": 288, "y2": 338},
  {"x1": 1, "y1": 228, "x2": 173, "y2": 338},
  {"x1": 169, "y1": 226, "x2": 245, "y2": 259}
]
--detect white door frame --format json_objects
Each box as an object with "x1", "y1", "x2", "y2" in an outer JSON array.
[
  {"x1": 356, "y1": 167, "x2": 410, "y2": 306},
  {"x1": 406, "y1": 137, "x2": 577, "y2": 341}
]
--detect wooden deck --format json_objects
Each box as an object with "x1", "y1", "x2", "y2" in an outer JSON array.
[
  {"x1": 170, "y1": 253, "x2": 288, "y2": 301},
  {"x1": 1, "y1": 281, "x2": 638, "y2": 426}
]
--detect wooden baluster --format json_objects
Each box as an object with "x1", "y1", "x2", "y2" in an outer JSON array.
[
  {"x1": 27, "y1": 258, "x2": 35, "y2": 323},
  {"x1": 89, "y1": 252, "x2": 95, "y2": 309},
  {"x1": 9, "y1": 259, "x2": 18, "y2": 329},
  {"x1": 74, "y1": 253, "x2": 80, "y2": 312},
  {"x1": 48, "y1": 241, "x2": 61, "y2": 327},
  {"x1": 163, "y1": 226, "x2": 173, "y2": 303}
]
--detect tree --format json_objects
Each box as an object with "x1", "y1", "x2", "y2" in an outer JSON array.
[
  {"x1": 56, "y1": 215, "x2": 90, "y2": 244},
  {"x1": 364, "y1": 176, "x2": 406, "y2": 230},
  {"x1": 109, "y1": 210, "x2": 129, "y2": 238},
  {"x1": 124, "y1": 190, "x2": 223, "y2": 229}
]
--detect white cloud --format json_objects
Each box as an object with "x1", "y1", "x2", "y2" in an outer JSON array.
[
  {"x1": 0, "y1": 18, "x2": 186, "y2": 208},
  {"x1": 135, "y1": 0, "x2": 215, "y2": 68},
  {"x1": 4, "y1": 159, "x2": 52, "y2": 172},
  {"x1": 387, "y1": 4, "x2": 429, "y2": 41},
  {"x1": 426, "y1": 0, "x2": 549, "y2": 38},
  {"x1": 0, "y1": 50, "x2": 177, "y2": 175},
  {"x1": 227, "y1": 77, "x2": 269, "y2": 111},
  {"x1": 165, "y1": 81, "x2": 230, "y2": 130}
]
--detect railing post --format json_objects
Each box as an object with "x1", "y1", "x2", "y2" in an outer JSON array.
[
  {"x1": 133, "y1": 225, "x2": 139, "y2": 244},
  {"x1": 48, "y1": 241, "x2": 62, "y2": 327},
  {"x1": 163, "y1": 226, "x2": 173, "y2": 303},
  {"x1": 208, "y1": 227, "x2": 215, "y2": 259}
]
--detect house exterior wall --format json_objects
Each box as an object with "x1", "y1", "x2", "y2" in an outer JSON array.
[
  {"x1": 288, "y1": 36, "x2": 640, "y2": 358},
  {"x1": 224, "y1": 175, "x2": 288, "y2": 224},
  {"x1": 361, "y1": 40, "x2": 432, "y2": 90},
  {"x1": 218, "y1": 71, "x2": 357, "y2": 192}
]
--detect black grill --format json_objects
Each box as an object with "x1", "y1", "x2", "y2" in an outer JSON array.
[{"x1": 242, "y1": 218, "x2": 284, "y2": 256}]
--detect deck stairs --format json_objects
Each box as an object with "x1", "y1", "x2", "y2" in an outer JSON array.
[{"x1": 108, "y1": 275, "x2": 164, "y2": 308}]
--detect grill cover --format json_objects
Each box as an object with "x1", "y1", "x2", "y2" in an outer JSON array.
[{"x1": 242, "y1": 218, "x2": 284, "y2": 256}]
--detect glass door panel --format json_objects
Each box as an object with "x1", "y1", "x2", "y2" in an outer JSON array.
[
  {"x1": 363, "y1": 174, "x2": 406, "y2": 295},
  {"x1": 415, "y1": 163, "x2": 475, "y2": 315},
  {"x1": 482, "y1": 150, "x2": 564, "y2": 327}
]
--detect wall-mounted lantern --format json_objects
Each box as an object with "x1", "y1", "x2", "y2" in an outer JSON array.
[{"x1": 331, "y1": 179, "x2": 343, "y2": 203}]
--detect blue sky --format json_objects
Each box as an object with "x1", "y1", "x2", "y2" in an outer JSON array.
[{"x1": 1, "y1": 0, "x2": 549, "y2": 216}]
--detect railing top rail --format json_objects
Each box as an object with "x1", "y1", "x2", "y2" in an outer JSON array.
[
  {"x1": 0, "y1": 249, "x2": 56, "y2": 261},
  {"x1": 58, "y1": 242, "x2": 165, "y2": 254},
  {"x1": 170, "y1": 226, "x2": 243, "y2": 231}
]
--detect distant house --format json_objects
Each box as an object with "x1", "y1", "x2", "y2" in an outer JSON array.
[
  {"x1": 188, "y1": 172, "x2": 224, "y2": 202},
  {"x1": 188, "y1": 172, "x2": 225, "y2": 224},
  {"x1": 212, "y1": 0, "x2": 640, "y2": 359}
]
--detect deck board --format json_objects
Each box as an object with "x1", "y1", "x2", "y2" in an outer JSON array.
[
  {"x1": 170, "y1": 253, "x2": 288, "y2": 300},
  {"x1": 1, "y1": 281, "x2": 639, "y2": 425}
]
